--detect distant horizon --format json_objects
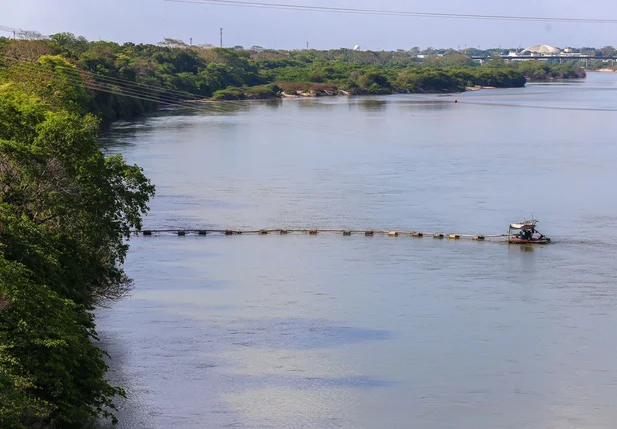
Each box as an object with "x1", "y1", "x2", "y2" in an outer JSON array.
[
  {"x1": 3, "y1": 0, "x2": 617, "y2": 51},
  {"x1": 1, "y1": 30, "x2": 614, "y2": 53}
]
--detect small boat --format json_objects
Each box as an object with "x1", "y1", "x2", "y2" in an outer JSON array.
[{"x1": 507, "y1": 219, "x2": 551, "y2": 244}]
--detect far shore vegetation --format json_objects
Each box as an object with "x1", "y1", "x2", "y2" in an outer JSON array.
[{"x1": 1, "y1": 34, "x2": 588, "y2": 113}]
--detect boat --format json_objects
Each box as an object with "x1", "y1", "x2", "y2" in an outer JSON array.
[{"x1": 507, "y1": 219, "x2": 551, "y2": 244}]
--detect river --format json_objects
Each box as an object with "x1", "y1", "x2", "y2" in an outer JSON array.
[{"x1": 97, "y1": 72, "x2": 617, "y2": 429}]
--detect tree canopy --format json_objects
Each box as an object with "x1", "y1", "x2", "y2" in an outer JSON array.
[
  {"x1": 0, "y1": 34, "x2": 587, "y2": 108},
  {"x1": 0, "y1": 36, "x2": 154, "y2": 428}
]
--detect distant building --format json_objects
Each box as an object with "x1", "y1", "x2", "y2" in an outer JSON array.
[{"x1": 521, "y1": 45, "x2": 561, "y2": 56}]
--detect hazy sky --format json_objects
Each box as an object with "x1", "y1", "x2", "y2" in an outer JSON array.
[{"x1": 1, "y1": 0, "x2": 615, "y2": 50}]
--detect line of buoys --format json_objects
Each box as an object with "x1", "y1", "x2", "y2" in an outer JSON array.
[{"x1": 138, "y1": 229, "x2": 506, "y2": 240}]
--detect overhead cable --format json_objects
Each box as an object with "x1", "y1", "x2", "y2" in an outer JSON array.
[{"x1": 165, "y1": 0, "x2": 617, "y2": 24}]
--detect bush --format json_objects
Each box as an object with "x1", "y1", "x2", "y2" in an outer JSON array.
[
  {"x1": 211, "y1": 87, "x2": 246, "y2": 100},
  {"x1": 244, "y1": 84, "x2": 281, "y2": 99}
]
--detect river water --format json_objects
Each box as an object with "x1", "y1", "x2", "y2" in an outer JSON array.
[{"x1": 97, "y1": 72, "x2": 617, "y2": 429}]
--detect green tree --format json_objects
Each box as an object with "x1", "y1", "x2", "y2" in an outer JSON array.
[
  {"x1": 600, "y1": 46, "x2": 617, "y2": 57},
  {"x1": 0, "y1": 55, "x2": 154, "y2": 428}
]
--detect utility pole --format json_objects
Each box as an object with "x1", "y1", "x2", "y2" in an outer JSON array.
[{"x1": 220, "y1": 28, "x2": 223, "y2": 48}]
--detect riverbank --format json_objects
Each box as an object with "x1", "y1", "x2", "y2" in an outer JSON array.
[
  {"x1": 202, "y1": 63, "x2": 584, "y2": 101},
  {"x1": 190, "y1": 81, "x2": 546, "y2": 102},
  {"x1": 0, "y1": 35, "x2": 586, "y2": 116}
]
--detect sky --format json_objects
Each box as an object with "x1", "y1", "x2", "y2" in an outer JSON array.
[{"x1": 1, "y1": 0, "x2": 616, "y2": 50}]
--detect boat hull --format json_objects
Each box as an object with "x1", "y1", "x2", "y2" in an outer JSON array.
[{"x1": 507, "y1": 237, "x2": 551, "y2": 244}]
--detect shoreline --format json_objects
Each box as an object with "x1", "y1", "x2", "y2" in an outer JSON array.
[
  {"x1": 186, "y1": 85, "x2": 506, "y2": 103},
  {"x1": 184, "y1": 74, "x2": 587, "y2": 104}
]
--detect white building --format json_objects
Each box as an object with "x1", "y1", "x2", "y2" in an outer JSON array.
[{"x1": 521, "y1": 45, "x2": 561, "y2": 56}]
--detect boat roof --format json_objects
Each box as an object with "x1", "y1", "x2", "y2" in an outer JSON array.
[{"x1": 510, "y1": 219, "x2": 538, "y2": 230}]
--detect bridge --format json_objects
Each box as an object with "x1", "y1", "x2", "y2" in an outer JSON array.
[{"x1": 469, "y1": 55, "x2": 617, "y2": 66}]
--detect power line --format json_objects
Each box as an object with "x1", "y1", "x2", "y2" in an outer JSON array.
[
  {"x1": 0, "y1": 24, "x2": 20, "y2": 38},
  {"x1": 3, "y1": 55, "x2": 206, "y2": 102},
  {"x1": 7, "y1": 59, "x2": 407, "y2": 141},
  {"x1": 0, "y1": 24, "x2": 19, "y2": 33},
  {"x1": 7, "y1": 60, "x2": 191, "y2": 105},
  {"x1": 457, "y1": 99, "x2": 617, "y2": 112},
  {"x1": 8, "y1": 60, "x2": 409, "y2": 139},
  {"x1": 164, "y1": 0, "x2": 617, "y2": 24},
  {"x1": 7, "y1": 61, "x2": 197, "y2": 105}
]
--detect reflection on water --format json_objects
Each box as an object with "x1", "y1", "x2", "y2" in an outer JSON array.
[
  {"x1": 351, "y1": 99, "x2": 389, "y2": 111},
  {"x1": 97, "y1": 73, "x2": 617, "y2": 429}
]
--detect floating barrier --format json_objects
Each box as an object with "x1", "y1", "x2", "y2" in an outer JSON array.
[{"x1": 138, "y1": 228, "x2": 508, "y2": 241}]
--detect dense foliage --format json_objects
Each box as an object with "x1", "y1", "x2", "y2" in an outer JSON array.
[
  {"x1": 0, "y1": 47, "x2": 154, "y2": 427},
  {"x1": 0, "y1": 35, "x2": 586, "y2": 110}
]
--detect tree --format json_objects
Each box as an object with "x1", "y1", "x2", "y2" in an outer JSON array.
[
  {"x1": 157, "y1": 38, "x2": 187, "y2": 48},
  {"x1": 600, "y1": 46, "x2": 617, "y2": 57},
  {"x1": 424, "y1": 53, "x2": 474, "y2": 67},
  {"x1": 0, "y1": 238, "x2": 124, "y2": 427},
  {"x1": 49, "y1": 33, "x2": 89, "y2": 54},
  {"x1": 3, "y1": 55, "x2": 91, "y2": 115},
  {"x1": 16, "y1": 30, "x2": 46, "y2": 41},
  {"x1": 2, "y1": 39, "x2": 54, "y2": 61},
  {"x1": 0, "y1": 56, "x2": 154, "y2": 427}
]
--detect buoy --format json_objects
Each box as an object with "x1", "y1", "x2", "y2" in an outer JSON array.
[
  {"x1": 343, "y1": 230, "x2": 352, "y2": 236},
  {"x1": 454, "y1": 100, "x2": 458, "y2": 103}
]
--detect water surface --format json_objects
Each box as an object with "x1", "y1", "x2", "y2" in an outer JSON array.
[{"x1": 98, "y1": 72, "x2": 617, "y2": 429}]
